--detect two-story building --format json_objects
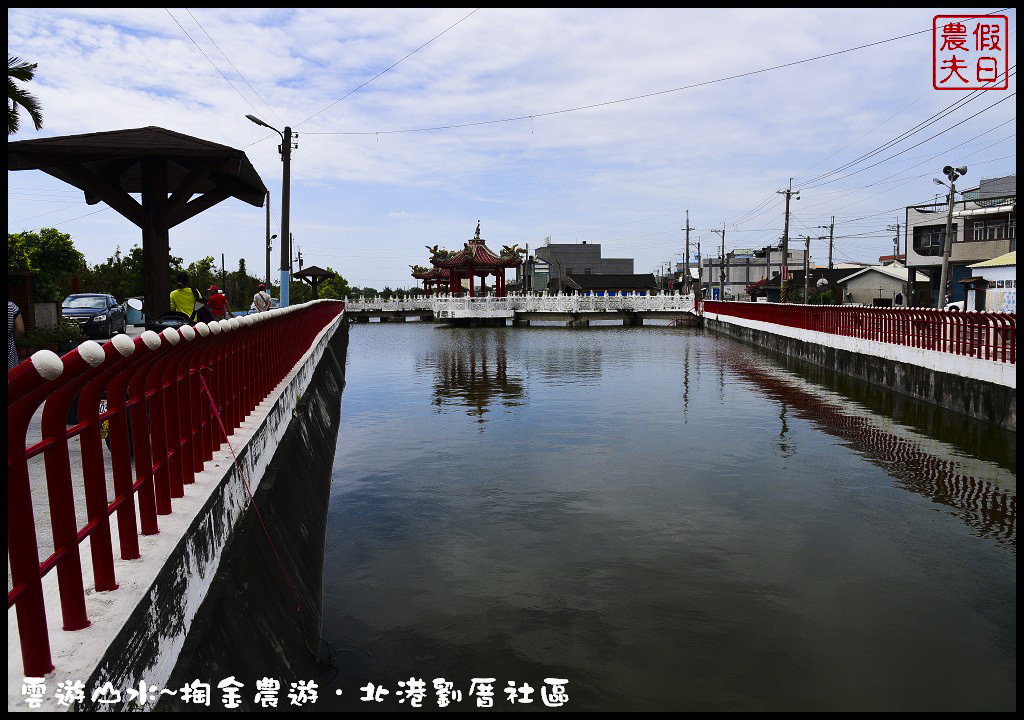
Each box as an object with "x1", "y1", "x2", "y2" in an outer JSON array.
[
  {"x1": 701, "y1": 245, "x2": 809, "y2": 300},
  {"x1": 905, "y1": 174, "x2": 1016, "y2": 306},
  {"x1": 533, "y1": 241, "x2": 634, "y2": 293}
]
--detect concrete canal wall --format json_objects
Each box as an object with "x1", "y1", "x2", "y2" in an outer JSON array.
[
  {"x1": 702, "y1": 309, "x2": 1015, "y2": 431},
  {"x1": 10, "y1": 315, "x2": 348, "y2": 712},
  {"x1": 156, "y1": 317, "x2": 348, "y2": 710}
]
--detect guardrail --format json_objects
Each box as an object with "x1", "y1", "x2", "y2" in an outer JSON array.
[
  {"x1": 7, "y1": 300, "x2": 344, "y2": 677},
  {"x1": 507, "y1": 292, "x2": 695, "y2": 313},
  {"x1": 703, "y1": 301, "x2": 1015, "y2": 364}
]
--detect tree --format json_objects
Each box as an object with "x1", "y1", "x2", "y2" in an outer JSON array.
[
  {"x1": 8, "y1": 228, "x2": 85, "y2": 302},
  {"x1": 185, "y1": 256, "x2": 218, "y2": 295},
  {"x1": 78, "y1": 244, "x2": 184, "y2": 301},
  {"x1": 315, "y1": 268, "x2": 351, "y2": 300},
  {"x1": 8, "y1": 55, "x2": 43, "y2": 135},
  {"x1": 79, "y1": 246, "x2": 144, "y2": 300},
  {"x1": 808, "y1": 287, "x2": 838, "y2": 305}
]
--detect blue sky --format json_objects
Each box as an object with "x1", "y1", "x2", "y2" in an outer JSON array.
[{"x1": 7, "y1": 8, "x2": 1017, "y2": 291}]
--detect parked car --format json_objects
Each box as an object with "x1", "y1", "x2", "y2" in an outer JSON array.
[
  {"x1": 944, "y1": 301, "x2": 965, "y2": 311},
  {"x1": 249, "y1": 297, "x2": 281, "y2": 313},
  {"x1": 61, "y1": 293, "x2": 127, "y2": 339}
]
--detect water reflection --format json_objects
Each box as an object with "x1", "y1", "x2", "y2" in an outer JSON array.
[
  {"x1": 419, "y1": 330, "x2": 525, "y2": 422},
  {"x1": 324, "y1": 324, "x2": 1016, "y2": 711},
  {"x1": 766, "y1": 347, "x2": 1017, "y2": 472},
  {"x1": 532, "y1": 344, "x2": 603, "y2": 386},
  {"x1": 724, "y1": 353, "x2": 1016, "y2": 549}
]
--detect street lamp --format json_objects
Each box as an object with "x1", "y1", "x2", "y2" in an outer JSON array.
[
  {"x1": 934, "y1": 165, "x2": 966, "y2": 309},
  {"x1": 267, "y1": 233, "x2": 277, "y2": 292},
  {"x1": 246, "y1": 114, "x2": 293, "y2": 307}
]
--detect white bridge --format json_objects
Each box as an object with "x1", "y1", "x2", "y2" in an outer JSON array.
[{"x1": 345, "y1": 292, "x2": 697, "y2": 325}]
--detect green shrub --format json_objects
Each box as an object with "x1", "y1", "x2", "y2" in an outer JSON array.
[{"x1": 17, "y1": 319, "x2": 85, "y2": 348}]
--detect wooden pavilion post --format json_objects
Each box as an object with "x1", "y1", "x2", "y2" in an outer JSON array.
[{"x1": 141, "y1": 157, "x2": 171, "y2": 317}]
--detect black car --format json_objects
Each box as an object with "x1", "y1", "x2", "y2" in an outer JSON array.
[{"x1": 61, "y1": 293, "x2": 128, "y2": 339}]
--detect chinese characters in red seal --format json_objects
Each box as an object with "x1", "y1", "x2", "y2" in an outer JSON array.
[{"x1": 933, "y1": 15, "x2": 1009, "y2": 90}]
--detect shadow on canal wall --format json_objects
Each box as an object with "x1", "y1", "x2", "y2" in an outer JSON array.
[
  {"x1": 703, "y1": 315, "x2": 1016, "y2": 432},
  {"x1": 154, "y1": 321, "x2": 348, "y2": 710}
]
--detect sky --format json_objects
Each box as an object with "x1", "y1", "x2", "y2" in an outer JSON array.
[{"x1": 7, "y1": 8, "x2": 1017, "y2": 291}]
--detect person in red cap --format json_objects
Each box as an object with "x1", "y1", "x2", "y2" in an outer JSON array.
[
  {"x1": 253, "y1": 282, "x2": 272, "y2": 313},
  {"x1": 207, "y1": 285, "x2": 231, "y2": 320}
]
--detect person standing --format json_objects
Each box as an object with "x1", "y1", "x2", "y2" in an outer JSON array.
[
  {"x1": 207, "y1": 285, "x2": 232, "y2": 320},
  {"x1": 253, "y1": 283, "x2": 272, "y2": 312},
  {"x1": 9, "y1": 300, "x2": 26, "y2": 370},
  {"x1": 169, "y1": 271, "x2": 197, "y2": 318}
]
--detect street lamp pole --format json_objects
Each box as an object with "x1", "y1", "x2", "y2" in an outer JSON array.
[
  {"x1": 935, "y1": 165, "x2": 966, "y2": 309},
  {"x1": 247, "y1": 114, "x2": 293, "y2": 307}
]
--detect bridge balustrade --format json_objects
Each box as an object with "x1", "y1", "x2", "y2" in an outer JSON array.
[
  {"x1": 344, "y1": 292, "x2": 695, "y2": 315},
  {"x1": 703, "y1": 301, "x2": 1015, "y2": 364},
  {"x1": 7, "y1": 300, "x2": 345, "y2": 677}
]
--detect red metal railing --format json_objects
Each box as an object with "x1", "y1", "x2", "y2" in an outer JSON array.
[
  {"x1": 703, "y1": 301, "x2": 1015, "y2": 364},
  {"x1": 7, "y1": 301, "x2": 344, "y2": 677}
]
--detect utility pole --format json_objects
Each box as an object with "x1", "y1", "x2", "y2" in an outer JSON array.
[
  {"x1": 803, "y1": 235, "x2": 811, "y2": 303},
  {"x1": 777, "y1": 179, "x2": 800, "y2": 301},
  {"x1": 817, "y1": 216, "x2": 834, "y2": 270},
  {"x1": 936, "y1": 165, "x2": 966, "y2": 309},
  {"x1": 696, "y1": 238, "x2": 701, "y2": 296},
  {"x1": 683, "y1": 210, "x2": 693, "y2": 295},
  {"x1": 246, "y1": 115, "x2": 294, "y2": 306},
  {"x1": 887, "y1": 218, "x2": 904, "y2": 304},
  {"x1": 711, "y1": 224, "x2": 726, "y2": 301},
  {"x1": 281, "y1": 127, "x2": 293, "y2": 307},
  {"x1": 886, "y1": 219, "x2": 902, "y2": 262}
]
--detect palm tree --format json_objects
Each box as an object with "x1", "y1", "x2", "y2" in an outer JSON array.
[{"x1": 8, "y1": 55, "x2": 44, "y2": 135}]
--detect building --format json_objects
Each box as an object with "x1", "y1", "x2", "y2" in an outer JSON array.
[
  {"x1": 561, "y1": 273, "x2": 659, "y2": 296},
  {"x1": 905, "y1": 174, "x2": 1016, "y2": 306},
  {"x1": 533, "y1": 241, "x2": 634, "y2": 293},
  {"x1": 701, "y1": 245, "x2": 809, "y2": 300},
  {"x1": 836, "y1": 264, "x2": 930, "y2": 307},
  {"x1": 966, "y1": 251, "x2": 1016, "y2": 313},
  {"x1": 748, "y1": 267, "x2": 854, "y2": 304}
]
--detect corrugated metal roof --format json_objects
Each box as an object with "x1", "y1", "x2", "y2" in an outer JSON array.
[{"x1": 969, "y1": 251, "x2": 1016, "y2": 268}]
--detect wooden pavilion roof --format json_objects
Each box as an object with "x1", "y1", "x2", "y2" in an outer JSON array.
[
  {"x1": 8, "y1": 126, "x2": 268, "y2": 317},
  {"x1": 431, "y1": 222, "x2": 522, "y2": 271},
  {"x1": 293, "y1": 265, "x2": 335, "y2": 279},
  {"x1": 8, "y1": 126, "x2": 268, "y2": 211}
]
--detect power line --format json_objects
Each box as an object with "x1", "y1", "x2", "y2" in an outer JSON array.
[
  {"x1": 305, "y1": 22, "x2": 941, "y2": 137},
  {"x1": 296, "y1": 9, "x2": 481, "y2": 129},
  {"x1": 184, "y1": 7, "x2": 284, "y2": 126},
  {"x1": 801, "y1": 92, "x2": 1016, "y2": 190},
  {"x1": 165, "y1": 8, "x2": 263, "y2": 116},
  {"x1": 798, "y1": 66, "x2": 1016, "y2": 187}
]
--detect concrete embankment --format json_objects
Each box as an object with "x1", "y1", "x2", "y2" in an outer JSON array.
[
  {"x1": 702, "y1": 310, "x2": 1015, "y2": 431},
  {"x1": 156, "y1": 319, "x2": 348, "y2": 710}
]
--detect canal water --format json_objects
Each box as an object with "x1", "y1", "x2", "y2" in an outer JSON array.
[{"x1": 319, "y1": 321, "x2": 1015, "y2": 712}]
